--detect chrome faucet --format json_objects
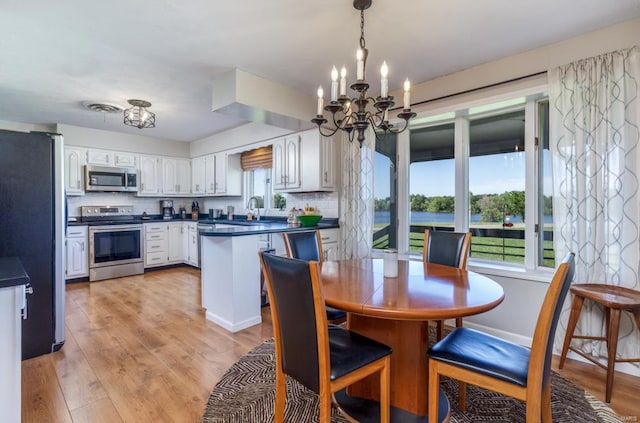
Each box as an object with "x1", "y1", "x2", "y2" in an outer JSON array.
[{"x1": 247, "y1": 196, "x2": 261, "y2": 221}]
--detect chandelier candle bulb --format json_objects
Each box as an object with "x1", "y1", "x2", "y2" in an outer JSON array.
[
  {"x1": 330, "y1": 66, "x2": 339, "y2": 102},
  {"x1": 356, "y1": 48, "x2": 364, "y2": 80},
  {"x1": 403, "y1": 78, "x2": 411, "y2": 109},
  {"x1": 317, "y1": 86, "x2": 324, "y2": 116},
  {"x1": 340, "y1": 66, "x2": 347, "y2": 96},
  {"x1": 380, "y1": 61, "x2": 388, "y2": 97}
]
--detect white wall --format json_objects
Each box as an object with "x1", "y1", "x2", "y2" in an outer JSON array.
[{"x1": 57, "y1": 124, "x2": 190, "y2": 158}]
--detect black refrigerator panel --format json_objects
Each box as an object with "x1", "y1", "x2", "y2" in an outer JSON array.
[{"x1": 0, "y1": 130, "x2": 58, "y2": 359}]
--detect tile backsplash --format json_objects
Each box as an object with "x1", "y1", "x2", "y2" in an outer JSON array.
[{"x1": 66, "y1": 191, "x2": 339, "y2": 219}]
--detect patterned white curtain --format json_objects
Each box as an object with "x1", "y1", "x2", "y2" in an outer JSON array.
[
  {"x1": 549, "y1": 47, "x2": 640, "y2": 367},
  {"x1": 339, "y1": 130, "x2": 375, "y2": 259}
]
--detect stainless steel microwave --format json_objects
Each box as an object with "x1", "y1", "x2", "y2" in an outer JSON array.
[{"x1": 85, "y1": 165, "x2": 138, "y2": 192}]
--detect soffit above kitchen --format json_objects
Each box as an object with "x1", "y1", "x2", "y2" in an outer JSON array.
[{"x1": 0, "y1": 0, "x2": 639, "y2": 142}]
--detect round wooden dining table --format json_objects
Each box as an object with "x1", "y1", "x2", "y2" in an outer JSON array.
[{"x1": 320, "y1": 258, "x2": 505, "y2": 420}]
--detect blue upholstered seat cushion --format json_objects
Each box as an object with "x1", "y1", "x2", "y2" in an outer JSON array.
[
  {"x1": 427, "y1": 327, "x2": 531, "y2": 387},
  {"x1": 325, "y1": 306, "x2": 347, "y2": 321},
  {"x1": 328, "y1": 325, "x2": 392, "y2": 381}
]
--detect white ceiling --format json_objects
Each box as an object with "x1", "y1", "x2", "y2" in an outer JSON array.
[{"x1": 1, "y1": 0, "x2": 640, "y2": 142}]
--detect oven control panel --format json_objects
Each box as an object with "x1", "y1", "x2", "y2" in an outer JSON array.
[{"x1": 81, "y1": 205, "x2": 134, "y2": 218}]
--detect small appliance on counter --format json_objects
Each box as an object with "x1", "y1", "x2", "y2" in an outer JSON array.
[
  {"x1": 161, "y1": 200, "x2": 174, "y2": 220},
  {"x1": 227, "y1": 205, "x2": 234, "y2": 220},
  {"x1": 209, "y1": 208, "x2": 223, "y2": 219},
  {"x1": 179, "y1": 207, "x2": 187, "y2": 219}
]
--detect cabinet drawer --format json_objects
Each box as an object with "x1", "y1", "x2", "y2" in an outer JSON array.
[
  {"x1": 146, "y1": 239, "x2": 167, "y2": 252},
  {"x1": 319, "y1": 229, "x2": 338, "y2": 244},
  {"x1": 145, "y1": 231, "x2": 166, "y2": 241},
  {"x1": 66, "y1": 226, "x2": 88, "y2": 238},
  {"x1": 145, "y1": 223, "x2": 166, "y2": 233},
  {"x1": 145, "y1": 251, "x2": 166, "y2": 265}
]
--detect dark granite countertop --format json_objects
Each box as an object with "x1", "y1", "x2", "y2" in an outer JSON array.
[
  {"x1": 68, "y1": 215, "x2": 339, "y2": 232},
  {"x1": 0, "y1": 257, "x2": 30, "y2": 289},
  {"x1": 199, "y1": 220, "x2": 339, "y2": 237}
]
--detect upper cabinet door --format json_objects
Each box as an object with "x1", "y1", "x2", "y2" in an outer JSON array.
[
  {"x1": 204, "y1": 154, "x2": 216, "y2": 194},
  {"x1": 114, "y1": 152, "x2": 138, "y2": 168},
  {"x1": 162, "y1": 158, "x2": 178, "y2": 194},
  {"x1": 175, "y1": 159, "x2": 191, "y2": 195},
  {"x1": 284, "y1": 135, "x2": 301, "y2": 190},
  {"x1": 214, "y1": 153, "x2": 227, "y2": 194},
  {"x1": 86, "y1": 149, "x2": 114, "y2": 166},
  {"x1": 64, "y1": 146, "x2": 85, "y2": 195},
  {"x1": 191, "y1": 156, "x2": 206, "y2": 195},
  {"x1": 139, "y1": 155, "x2": 161, "y2": 195},
  {"x1": 272, "y1": 139, "x2": 286, "y2": 190}
]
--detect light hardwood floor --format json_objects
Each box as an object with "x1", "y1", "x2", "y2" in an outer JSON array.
[{"x1": 22, "y1": 267, "x2": 639, "y2": 422}]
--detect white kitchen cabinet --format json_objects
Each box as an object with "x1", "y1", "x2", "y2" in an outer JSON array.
[
  {"x1": 204, "y1": 152, "x2": 242, "y2": 196},
  {"x1": 144, "y1": 222, "x2": 168, "y2": 267},
  {"x1": 186, "y1": 223, "x2": 199, "y2": 267},
  {"x1": 163, "y1": 158, "x2": 191, "y2": 195},
  {"x1": 191, "y1": 156, "x2": 206, "y2": 195},
  {"x1": 65, "y1": 226, "x2": 88, "y2": 279},
  {"x1": 64, "y1": 146, "x2": 85, "y2": 195},
  {"x1": 168, "y1": 222, "x2": 185, "y2": 263},
  {"x1": 273, "y1": 135, "x2": 301, "y2": 191},
  {"x1": 86, "y1": 149, "x2": 114, "y2": 166},
  {"x1": 279, "y1": 129, "x2": 336, "y2": 192},
  {"x1": 139, "y1": 155, "x2": 162, "y2": 195},
  {"x1": 0, "y1": 282, "x2": 25, "y2": 423},
  {"x1": 114, "y1": 151, "x2": 138, "y2": 168},
  {"x1": 320, "y1": 228, "x2": 340, "y2": 261}
]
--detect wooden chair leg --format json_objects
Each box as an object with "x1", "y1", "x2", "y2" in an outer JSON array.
[
  {"x1": 319, "y1": 391, "x2": 332, "y2": 423},
  {"x1": 455, "y1": 317, "x2": 463, "y2": 328},
  {"x1": 559, "y1": 295, "x2": 584, "y2": 368},
  {"x1": 436, "y1": 320, "x2": 444, "y2": 340},
  {"x1": 380, "y1": 357, "x2": 390, "y2": 423},
  {"x1": 541, "y1": 381, "x2": 552, "y2": 423},
  {"x1": 274, "y1": 371, "x2": 286, "y2": 423},
  {"x1": 605, "y1": 308, "x2": 621, "y2": 403},
  {"x1": 428, "y1": 360, "x2": 440, "y2": 423},
  {"x1": 459, "y1": 381, "x2": 467, "y2": 412}
]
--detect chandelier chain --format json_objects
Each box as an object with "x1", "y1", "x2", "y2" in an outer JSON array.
[{"x1": 359, "y1": 9, "x2": 366, "y2": 49}]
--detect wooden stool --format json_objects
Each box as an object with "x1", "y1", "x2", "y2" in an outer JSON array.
[{"x1": 559, "y1": 283, "x2": 640, "y2": 402}]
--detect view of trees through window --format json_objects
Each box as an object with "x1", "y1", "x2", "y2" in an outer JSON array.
[{"x1": 373, "y1": 101, "x2": 554, "y2": 267}]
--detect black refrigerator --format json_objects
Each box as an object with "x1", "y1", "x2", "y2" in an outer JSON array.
[{"x1": 0, "y1": 129, "x2": 65, "y2": 359}]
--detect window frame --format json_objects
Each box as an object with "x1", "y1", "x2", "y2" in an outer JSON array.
[{"x1": 397, "y1": 89, "x2": 554, "y2": 276}]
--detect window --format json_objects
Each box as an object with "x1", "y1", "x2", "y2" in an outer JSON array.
[
  {"x1": 241, "y1": 145, "x2": 286, "y2": 211},
  {"x1": 408, "y1": 122, "x2": 455, "y2": 254},
  {"x1": 469, "y1": 109, "x2": 526, "y2": 264},
  {"x1": 403, "y1": 95, "x2": 554, "y2": 269},
  {"x1": 373, "y1": 134, "x2": 397, "y2": 249}
]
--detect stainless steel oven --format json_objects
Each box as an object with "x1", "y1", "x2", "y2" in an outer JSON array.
[{"x1": 89, "y1": 225, "x2": 143, "y2": 281}]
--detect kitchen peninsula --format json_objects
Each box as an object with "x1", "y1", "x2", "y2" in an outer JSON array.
[{"x1": 199, "y1": 219, "x2": 338, "y2": 332}]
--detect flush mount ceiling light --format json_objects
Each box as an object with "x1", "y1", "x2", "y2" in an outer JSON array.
[
  {"x1": 123, "y1": 99, "x2": 156, "y2": 129},
  {"x1": 312, "y1": 0, "x2": 416, "y2": 147}
]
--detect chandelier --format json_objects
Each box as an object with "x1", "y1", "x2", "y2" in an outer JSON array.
[
  {"x1": 311, "y1": 0, "x2": 415, "y2": 147},
  {"x1": 123, "y1": 99, "x2": 156, "y2": 129}
]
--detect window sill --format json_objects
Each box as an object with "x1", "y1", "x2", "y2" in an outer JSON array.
[{"x1": 402, "y1": 253, "x2": 555, "y2": 283}]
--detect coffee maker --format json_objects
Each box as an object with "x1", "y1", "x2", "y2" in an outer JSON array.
[{"x1": 161, "y1": 199, "x2": 174, "y2": 220}]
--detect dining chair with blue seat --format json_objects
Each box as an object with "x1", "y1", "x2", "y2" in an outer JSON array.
[
  {"x1": 423, "y1": 229, "x2": 472, "y2": 339},
  {"x1": 427, "y1": 252, "x2": 575, "y2": 423},
  {"x1": 259, "y1": 251, "x2": 392, "y2": 423},
  {"x1": 283, "y1": 230, "x2": 347, "y2": 323}
]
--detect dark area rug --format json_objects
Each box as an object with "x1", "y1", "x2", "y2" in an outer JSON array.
[{"x1": 201, "y1": 339, "x2": 623, "y2": 423}]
